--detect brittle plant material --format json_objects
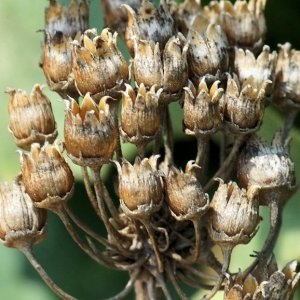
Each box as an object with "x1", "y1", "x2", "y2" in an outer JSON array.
[
  {"x1": 233, "y1": 45, "x2": 277, "y2": 95},
  {"x1": 165, "y1": 161, "x2": 209, "y2": 220},
  {"x1": 237, "y1": 131, "x2": 296, "y2": 206},
  {"x1": 187, "y1": 22, "x2": 229, "y2": 79},
  {"x1": 20, "y1": 143, "x2": 74, "y2": 209},
  {"x1": 207, "y1": 180, "x2": 260, "y2": 248},
  {"x1": 273, "y1": 43, "x2": 300, "y2": 111},
  {"x1": 100, "y1": 0, "x2": 142, "y2": 36},
  {"x1": 64, "y1": 94, "x2": 118, "y2": 165},
  {"x1": 72, "y1": 28, "x2": 129, "y2": 99},
  {"x1": 133, "y1": 33, "x2": 189, "y2": 95},
  {"x1": 183, "y1": 78, "x2": 223, "y2": 135},
  {"x1": 0, "y1": 178, "x2": 47, "y2": 249},
  {"x1": 120, "y1": 83, "x2": 163, "y2": 146},
  {"x1": 6, "y1": 84, "x2": 58, "y2": 150},
  {"x1": 224, "y1": 258, "x2": 300, "y2": 300},
  {"x1": 204, "y1": 0, "x2": 267, "y2": 52},
  {"x1": 124, "y1": 0, "x2": 176, "y2": 56},
  {"x1": 222, "y1": 73, "x2": 268, "y2": 134},
  {"x1": 45, "y1": 0, "x2": 89, "y2": 38},
  {"x1": 116, "y1": 155, "x2": 163, "y2": 215},
  {"x1": 40, "y1": 31, "x2": 78, "y2": 99}
]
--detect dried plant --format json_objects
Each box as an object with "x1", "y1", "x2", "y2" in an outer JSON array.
[{"x1": 1, "y1": 0, "x2": 300, "y2": 299}]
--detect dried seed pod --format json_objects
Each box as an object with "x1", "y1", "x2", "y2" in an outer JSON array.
[
  {"x1": 20, "y1": 143, "x2": 74, "y2": 209},
  {"x1": 225, "y1": 258, "x2": 300, "y2": 300},
  {"x1": 64, "y1": 94, "x2": 119, "y2": 165},
  {"x1": 223, "y1": 73, "x2": 269, "y2": 134},
  {"x1": 273, "y1": 43, "x2": 300, "y2": 111},
  {"x1": 187, "y1": 22, "x2": 229, "y2": 79},
  {"x1": 237, "y1": 132, "x2": 296, "y2": 206},
  {"x1": 72, "y1": 29, "x2": 129, "y2": 99},
  {"x1": 101, "y1": 0, "x2": 141, "y2": 37},
  {"x1": 233, "y1": 45, "x2": 277, "y2": 95},
  {"x1": 45, "y1": 0, "x2": 89, "y2": 38},
  {"x1": 115, "y1": 155, "x2": 163, "y2": 217},
  {"x1": 6, "y1": 84, "x2": 58, "y2": 150},
  {"x1": 165, "y1": 161, "x2": 209, "y2": 221},
  {"x1": 170, "y1": 0, "x2": 202, "y2": 35},
  {"x1": 205, "y1": 0, "x2": 267, "y2": 52},
  {"x1": 0, "y1": 178, "x2": 47, "y2": 248},
  {"x1": 133, "y1": 33, "x2": 189, "y2": 96},
  {"x1": 124, "y1": 0, "x2": 176, "y2": 56},
  {"x1": 183, "y1": 78, "x2": 223, "y2": 135},
  {"x1": 208, "y1": 180, "x2": 260, "y2": 248},
  {"x1": 120, "y1": 83, "x2": 163, "y2": 146},
  {"x1": 40, "y1": 31, "x2": 78, "y2": 99}
]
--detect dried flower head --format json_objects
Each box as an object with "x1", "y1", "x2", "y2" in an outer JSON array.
[
  {"x1": 124, "y1": 0, "x2": 176, "y2": 56},
  {"x1": 187, "y1": 22, "x2": 229, "y2": 79},
  {"x1": 225, "y1": 258, "x2": 300, "y2": 300},
  {"x1": 208, "y1": 180, "x2": 260, "y2": 248},
  {"x1": 233, "y1": 45, "x2": 277, "y2": 95},
  {"x1": 115, "y1": 156, "x2": 163, "y2": 218},
  {"x1": 183, "y1": 78, "x2": 223, "y2": 135},
  {"x1": 120, "y1": 83, "x2": 163, "y2": 146},
  {"x1": 237, "y1": 131, "x2": 296, "y2": 206},
  {"x1": 40, "y1": 31, "x2": 78, "y2": 99},
  {"x1": 72, "y1": 28, "x2": 129, "y2": 99},
  {"x1": 205, "y1": 0, "x2": 267, "y2": 52},
  {"x1": 45, "y1": 0, "x2": 89, "y2": 38},
  {"x1": 0, "y1": 178, "x2": 47, "y2": 249},
  {"x1": 6, "y1": 84, "x2": 57, "y2": 150},
  {"x1": 165, "y1": 161, "x2": 209, "y2": 221},
  {"x1": 64, "y1": 94, "x2": 118, "y2": 165},
  {"x1": 133, "y1": 33, "x2": 189, "y2": 96},
  {"x1": 273, "y1": 43, "x2": 300, "y2": 111},
  {"x1": 20, "y1": 143, "x2": 74, "y2": 209},
  {"x1": 222, "y1": 73, "x2": 268, "y2": 133}
]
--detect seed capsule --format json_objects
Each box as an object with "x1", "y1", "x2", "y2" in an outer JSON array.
[
  {"x1": 0, "y1": 178, "x2": 47, "y2": 248},
  {"x1": 205, "y1": 0, "x2": 267, "y2": 52},
  {"x1": 183, "y1": 78, "x2": 223, "y2": 135},
  {"x1": 187, "y1": 22, "x2": 229, "y2": 79},
  {"x1": 273, "y1": 43, "x2": 300, "y2": 111},
  {"x1": 72, "y1": 29, "x2": 129, "y2": 99},
  {"x1": 120, "y1": 83, "x2": 163, "y2": 146},
  {"x1": 124, "y1": 0, "x2": 176, "y2": 56},
  {"x1": 208, "y1": 180, "x2": 260, "y2": 247},
  {"x1": 165, "y1": 161, "x2": 209, "y2": 221},
  {"x1": 223, "y1": 73, "x2": 269, "y2": 134},
  {"x1": 237, "y1": 132, "x2": 296, "y2": 206},
  {"x1": 40, "y1": 31, "x2": 78, "y2": 99},
  {"x1": 115, "y1": 156, "x2": 163, "y2": 218},
  {"x1": 6, "y1": 84, "x2": 57, "y2": 150},
  {"x1": 133, "y1": 33, "x2": 189, "y2": 95},
  {"x1": 20, "y1": 143, "x2": 74, "y2": 208},
  {"x1": 45, "y1": 0, "x2": 89, "y2": 38},
  {"x1": 64, "y1": 93, "x2": 119, "y2": 165}
]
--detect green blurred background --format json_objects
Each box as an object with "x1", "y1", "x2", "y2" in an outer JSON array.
[{"x1": 0, "y1": 0, "x2": 300, "y2": 299}]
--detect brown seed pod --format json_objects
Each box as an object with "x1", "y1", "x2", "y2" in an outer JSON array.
[
  {"x1": 237, "y1": 131, "x2": 296, "y2": 206},
  {"x1": 6, "y1": 84, "x2": 57, "y2": 150},
  {"x1": 64, "y1": 93, "x2": 119, "y2": 165},
  {"x1": 183, "y1": 78, "x2": 223, "y2": 136},
  {"x1": 71, "y1": 29, "x2": 129, "y2": 99},
  {"x1": 20, "y1": 143, "x2": 74, "y2": 209},
  {"x1": 0, "y1": 177, "x2": 47, "y2": 249}
]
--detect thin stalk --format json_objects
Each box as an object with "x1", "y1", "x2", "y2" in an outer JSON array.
[
  {"x1": 202, "y1": 245, "x2": 232, "y2": 300},
  {"x1": 195, "y1": 134, "x2": 210, "y2": 181},
  {"x1": 162, "y1": 106, "x2": 174, "y2": 168},
  {"x1": 241, "y1": 195, "x2": 282, "y2": 280},
  {"x1": 204, "y1": 135, "x2": 246, "y2": 192},
  {"x1": 282, "y1": 110, "x2": 298, "y2": 142},
  {"x1": 20, "y1": 245, "x2": 77, "y2": 300}
]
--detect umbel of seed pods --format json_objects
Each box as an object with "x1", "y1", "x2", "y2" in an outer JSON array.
[{"x1": 1, "y1": 0, "x2": 300, "y2": 299}]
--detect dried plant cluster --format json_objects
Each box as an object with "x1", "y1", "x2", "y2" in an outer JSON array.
[{"x1": 1, "y1": 0, "x2": 300, "y2": 299}]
